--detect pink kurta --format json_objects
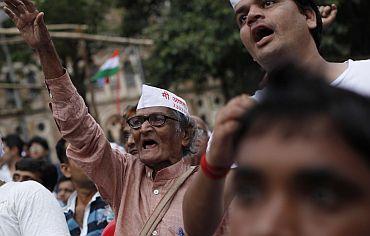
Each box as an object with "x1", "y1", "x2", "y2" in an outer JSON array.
[{"x1": 45, "y1": 72, "x2": 227, "y2": 236}]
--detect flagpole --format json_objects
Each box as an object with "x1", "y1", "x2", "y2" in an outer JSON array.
[
  {"x1": 116, "y1": 72, "x2": 121, "y2": 115},
  {"x1": 81, "y1": 39, "x2": 101, "y2": 123}
]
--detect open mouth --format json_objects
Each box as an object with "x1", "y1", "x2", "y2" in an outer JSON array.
[
  {"x1": 252, "y1": 25, "x2": 274, "y2": 44},
  {"x1": 129, "y1": 149, "x2": 139, "y2": 156},
  {"x1": 142, "y1": 139, "x2": 158, "y2": 150}
]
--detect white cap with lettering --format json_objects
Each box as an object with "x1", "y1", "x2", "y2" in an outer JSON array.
[{"x1": 137, "y1": 85, "x2": 189, "y2": 116}]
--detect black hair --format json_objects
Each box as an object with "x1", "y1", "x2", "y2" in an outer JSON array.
[
  {"x1": 57, "y1": 175, "x2": 72, "y2": 188},
  {"x1": 123, "y1": 104, "x2": 138, "y2": 121},
  {"x1": 2, "y1": 134, "x2": 24, "y2": 156},
  {"x1": 55, "y1": 138, "x2": 68, "y2": 164},
  {"x1": 28, "y1": 136, "x2": 49, "y2": 151},
  {"x1": 233, "y1": 66, "x2": 370, "y2": 166},
  {"x1": 15, "y1": 158, "x2": 58, "y2": 191},
  {"x1": 293, "y1": 0, "x2": 323, "y2": 48}
]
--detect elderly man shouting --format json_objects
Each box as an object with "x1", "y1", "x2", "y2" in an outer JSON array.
[{"x1": 2, "y1": 0, "x2": 197, "y2": 235}]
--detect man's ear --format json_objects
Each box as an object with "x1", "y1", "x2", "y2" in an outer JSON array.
[
  {"x1": 60, "y1": 163, "x2": 72, "y2": 178},
  {"x1": 304, "y1": 8, "x2": 317, "y2": 30},
  {"x1": 181, "y1": 124, "x2": 194, "y2": 148}
]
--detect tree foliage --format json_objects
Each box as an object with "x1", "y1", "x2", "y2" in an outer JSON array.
[
  {"x1": 37, "y1": 0, "x2": 115, "y2": 99},
  {"x1": 321, "y1": 0, "x2": 370, "y2": 60},
  {"x1": 119, "y1": 0, "x2": 370, "y2": 99},
  {"x1": 2, "y1": 0, "x2": 370, "y2": 101},
  {"x1": 1, "y1": 0, "x2": 115, "y2": 100}
]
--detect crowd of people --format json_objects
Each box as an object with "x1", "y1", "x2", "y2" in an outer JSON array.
[{"x1": 0, "y1": 0, "x2": 369, "y2": 235}]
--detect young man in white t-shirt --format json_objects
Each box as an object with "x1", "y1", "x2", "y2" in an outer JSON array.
[{"x1": 0, "y1": 137, "x2": 69, "y2": 236}]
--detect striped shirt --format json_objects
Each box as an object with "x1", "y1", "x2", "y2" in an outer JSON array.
[{"x1": 63, "y1": 191, "x2": 114, "y2": 236}]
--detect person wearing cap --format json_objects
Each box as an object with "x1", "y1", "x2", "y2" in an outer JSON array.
[
  {"x1": 2, "y1": 1, "x2": 200, "y2": 235},
  {"x1": 183, "y1": 0, "x2": 370, "y2": 235}
]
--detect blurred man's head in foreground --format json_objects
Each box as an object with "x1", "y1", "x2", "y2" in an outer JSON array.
[{"x1": 230, "y1": 67, "x2": 370, "y2": 236}]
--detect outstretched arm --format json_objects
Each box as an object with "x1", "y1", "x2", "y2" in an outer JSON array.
[
  {"x1": 183, "y1": 95, "x2": 255, "y2": 236},
  {"x1": 2, "y1": 0, "x2": 126, "y2": 207},
  {"x1": 3, "y1": 0, "x2": 64, "y2": 79}
]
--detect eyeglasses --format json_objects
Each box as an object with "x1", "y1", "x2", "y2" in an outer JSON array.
[{"x1": 127, "y1": 113, "x2": 180, "y2": 129}]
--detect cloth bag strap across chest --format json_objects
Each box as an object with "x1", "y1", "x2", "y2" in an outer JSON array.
[{"x1": 140, "y1": 166, "x2": 197, "y2": 236}]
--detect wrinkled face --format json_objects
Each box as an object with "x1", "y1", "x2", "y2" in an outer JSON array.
[
  {"x1": 57, "y1": 180, "x2": 74, "y2": 205},
  {"x1": 230, "y1": 128, "x2": 370, "y2": 236},
  {"x1": 235, "y1": 0, "x2": 317, "y2": 70},
  {"x1": 132, "y1": 107, "x2": 186, "y2": 167},
  {"x1": 13, "y1": 170, "x2": 42, "y2": 183}
]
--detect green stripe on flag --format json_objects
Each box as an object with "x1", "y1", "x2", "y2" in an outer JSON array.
[{"x1": 91, "y1": 67, "x2": 120, "y2": 81}]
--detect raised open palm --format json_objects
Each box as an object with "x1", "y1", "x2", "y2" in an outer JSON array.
[{"x1": 3, "y1": 0, "x2": 50, "y2": 49}]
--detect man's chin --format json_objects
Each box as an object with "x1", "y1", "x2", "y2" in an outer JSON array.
[{"x1": 139, "y1": 153, "x2": 161, "y2": 166}]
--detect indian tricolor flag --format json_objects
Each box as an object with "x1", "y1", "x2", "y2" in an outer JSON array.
[{"x1": 91, "y1": 50, "x2": 120, "y2": 83}]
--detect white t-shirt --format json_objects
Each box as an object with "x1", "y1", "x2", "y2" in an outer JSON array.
[
  {"x1": 208, "y1": 59, "x2": 370, "y2": 165},
  {"x1": 331, "y1": 59, "x2": 370, "y2": 96},
  {"x1": 252, "y1": 59, "x2": 370, "y2": 101},
  {"x1": 0, "y1": 164, "x2": 12, "y2": 182},
  {"x1": 0, "y1": 181, "x2": 70, "y2": 236}
]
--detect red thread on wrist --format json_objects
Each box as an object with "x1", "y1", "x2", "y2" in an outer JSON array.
[{"x1": 200, "y1": 154, "x2": 229, "y2": 179}]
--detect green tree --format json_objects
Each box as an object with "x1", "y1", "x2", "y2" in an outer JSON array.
[
  {"x1": 142, "y1": 0, "x2": 262, "y2": 99},
  {"x1": 120, "y1": 0, "x2": 370, "y2": 99},
  {"x1": 38, "y1": 0, "x2": 115, "y2": 100},
  {"x1": 117, "y1": 0, "x2": 166, "y2": 37}
]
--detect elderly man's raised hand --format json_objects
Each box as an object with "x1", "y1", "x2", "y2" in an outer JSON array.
[
  {"x1": 207, "y1": 94, "x2": 255, "y2": 168},
  {"x1": 3, "y1": 0, "x2": 51, "y2": 49}
]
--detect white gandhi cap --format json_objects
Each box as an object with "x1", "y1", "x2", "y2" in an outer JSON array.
[
  {"x1": 230, "y1": 0, "x2": 242, "y2": 9},
  {"x1": 137, "y1": 85, "x2": 189, "y2": 116}
]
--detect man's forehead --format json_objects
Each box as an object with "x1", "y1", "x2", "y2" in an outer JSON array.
[
  {"x1": 136, "y1": 106, "x2": 172, "y2": 115},
  {"x1": 233, "y1": 0, "x2": 261, "y2": 11},
  {"x1": 233, "y1": 0, "x2": 296, "y2": 12}
]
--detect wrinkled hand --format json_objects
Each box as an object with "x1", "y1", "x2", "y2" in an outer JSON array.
[
  {"x1": 3, "y1": 0, "x2": 51, "y2": 49},
  {"x1": 319, "y1": 4, "x2": 337, "y2": 29},
  {"x1": 208, "y1": 95, "x2": 255, "y2": 168}
]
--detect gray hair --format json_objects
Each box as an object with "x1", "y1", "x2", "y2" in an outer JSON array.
[{"x1": 169, "y1": 109, "x2": 194, "y2": 156}]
